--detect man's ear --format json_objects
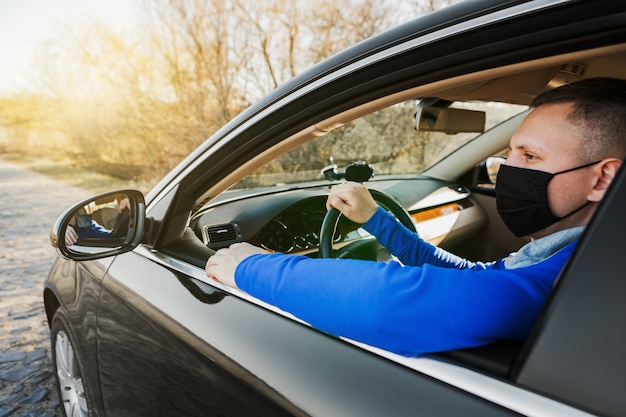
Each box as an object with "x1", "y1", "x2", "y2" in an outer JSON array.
[{"x1": 588, "y1": 158, "x2": 622, "y2": 202}]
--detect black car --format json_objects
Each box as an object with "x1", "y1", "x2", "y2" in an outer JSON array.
[{"x1": 45, "y1": 1, "x2": 626, "y2": 416}]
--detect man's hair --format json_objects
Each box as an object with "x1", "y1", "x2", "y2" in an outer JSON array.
[{"x1": 530, "y1": 77, "x2": 626, "y2": 161}]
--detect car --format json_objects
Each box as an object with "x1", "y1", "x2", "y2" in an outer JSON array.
[{"x1": 44, "y1": 0, "x2": 626, "y2": 416}]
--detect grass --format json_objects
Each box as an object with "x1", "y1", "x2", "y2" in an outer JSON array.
[{"x1": 1, "y1": 153, "x2": 152, "y2": 194}]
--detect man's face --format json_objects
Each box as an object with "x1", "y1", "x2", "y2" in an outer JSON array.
[{"x1": 505, "y1": 102, "x2": 597, "y2": 233}]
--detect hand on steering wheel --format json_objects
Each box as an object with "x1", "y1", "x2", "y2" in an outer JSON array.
[
  {"x1": 326, "y1": 182, "x2": 379, "y2": 224},
  {"x1": 320, "y1": 186, "x2": 415, "y2": 258}
]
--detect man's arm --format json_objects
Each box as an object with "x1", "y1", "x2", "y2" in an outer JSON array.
[
  {"x1": 327, "y1": 182, "x2": 490, "y2": 269},
  {"x1": 363, "y1": 207, "x2": 493, "y2": 269},
  {"x1": 231, "y1": 247, "x2": 569, "y2": 355}
]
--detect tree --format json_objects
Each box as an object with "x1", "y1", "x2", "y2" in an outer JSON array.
[{"x1": 7, "y1": 0, "x2": 458, "y2": 184}]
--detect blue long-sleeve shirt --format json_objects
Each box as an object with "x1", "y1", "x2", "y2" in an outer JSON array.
[
  {"x1": 77, "y1": 218, "x2": 112, "y2": 238},
  {"x1": 235, "y1": 207, "x2": 578, "y2": 356}
]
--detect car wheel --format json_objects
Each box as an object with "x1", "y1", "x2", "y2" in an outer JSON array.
[{"x1": 51, "y1": 311, "x2": 90, "y2": 417}]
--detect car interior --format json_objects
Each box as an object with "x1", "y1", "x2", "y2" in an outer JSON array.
[{"x1": 159, "y1": 43, "x2": 626, "y2": 379}]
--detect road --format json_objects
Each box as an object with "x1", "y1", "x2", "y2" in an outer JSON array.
[{"x1": 1, "y1": 159, "x2": 90, "y2": 417}]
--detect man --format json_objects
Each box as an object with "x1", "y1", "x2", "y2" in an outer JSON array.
[
  {"x1": 65, "y1": 194, "x2": 130, "y2": 246},
  {"x1": 205, "y1": 78, "x2": 625, "y2": 356}
]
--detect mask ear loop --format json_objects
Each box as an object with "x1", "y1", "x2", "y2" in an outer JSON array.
[
  {"x1": 549, "y1": 159, "x2": 601, "y2": 220},
  {"x1": 552, "y1": 159, "x2": 602, "y2": 175}
]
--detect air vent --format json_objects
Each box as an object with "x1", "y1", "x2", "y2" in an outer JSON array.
[
  {"x1": 548, "y1": 62, "x2": 586, "y2": 88},
  {"x1": 205, "y1": 223, "x2": 237, "y2": 243},
  {"x1": 559, "y1": 62, "x2": 586, "y2": 78}
]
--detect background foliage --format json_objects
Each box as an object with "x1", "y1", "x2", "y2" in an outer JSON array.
[{"x1": 0, "y1": 0, "x2": 457, "y2": 190}]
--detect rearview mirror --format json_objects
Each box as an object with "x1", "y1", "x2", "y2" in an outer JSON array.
[
  {"x1": 415, "y1": 106, "x2": 486, "y2": 134},
  {"x1": 50, "y1": 189, "x2": 146, "y2": 261}
]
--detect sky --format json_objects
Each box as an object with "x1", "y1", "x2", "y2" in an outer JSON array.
[{"x1": 0, "y1": 0, "x2": 141, "y2": 94}]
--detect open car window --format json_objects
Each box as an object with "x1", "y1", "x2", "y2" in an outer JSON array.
[{"x1": 232, "y1": 100, "x2": 526, "y2": 190}]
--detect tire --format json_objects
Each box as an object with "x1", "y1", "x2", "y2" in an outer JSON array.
[{"x1": 50, "y1": 311, "x2": 91, "y2": 417}]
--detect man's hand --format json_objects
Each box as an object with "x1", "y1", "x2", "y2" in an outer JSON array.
[
  {"x1": 118, "y1": 197, "x2": 130, "y2": 212},
  {"x1": 65, "y1": 225, "x2": 78, "y2": 246},
  {"x1": 205, "y1": 242, "x2": 268, "y2": 288},
  {"x1": 327, "y1": 181, "x2": 378, "y2": 224}
]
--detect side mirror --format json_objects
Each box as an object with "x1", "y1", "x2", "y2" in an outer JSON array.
[
  {"x1": 457, "y1": 155, "x2": 506, "y2": 191},
  {"x1": 485, "y1": 156, "x2": 506, "y2": 184},
  {"x1": 50, "y1": 189, "x2": 146, "y2": 261},
  {"x1": 415, "y1": 106, "x2": 486, "y2": 134}
]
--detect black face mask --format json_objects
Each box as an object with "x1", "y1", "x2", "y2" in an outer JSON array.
[{"x1": 495, "y1": 160, "x2": 600, "y2": 237}]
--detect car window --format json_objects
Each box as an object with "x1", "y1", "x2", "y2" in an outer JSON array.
[{"x1": 233, "y1": 100, "x2": 526, "y2": 189}]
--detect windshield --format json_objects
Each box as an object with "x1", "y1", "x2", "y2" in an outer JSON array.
[{"x1": 234, "y1": 100, "x2": 526, "y2": 189}]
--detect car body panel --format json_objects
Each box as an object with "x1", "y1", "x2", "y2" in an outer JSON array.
[
  {"x1": 44, "y1": 258, "x2": 113, "y2": 413},
  {"x1": 94, "y1": 249, "x2": 523, "y2": 417}
]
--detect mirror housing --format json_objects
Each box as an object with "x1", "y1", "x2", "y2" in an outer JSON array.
[
  {"x1": 415, "y1": 106, "x2": 486, "y2": 134},
  {"x1": 50, "y1": 189, "x2": 146, "y2": 261}
]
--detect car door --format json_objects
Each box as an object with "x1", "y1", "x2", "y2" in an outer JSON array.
[
  {"x1": 95, "y1": 245, "x2": 529, "y2": 417},
  {"x1": 96, "y1": 249, "x2": 300, "y2": 416}
]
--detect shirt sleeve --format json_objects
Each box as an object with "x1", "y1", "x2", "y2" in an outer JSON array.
[
  {"x1": 78, "y1": 219, "x2": 112, "y2": 238},
  {"x1": 235, "y1": 242, "x2": 575, "y2": 356},
  {"x1": 362, "y1": 207, "x2": 495, "y2": 270}
]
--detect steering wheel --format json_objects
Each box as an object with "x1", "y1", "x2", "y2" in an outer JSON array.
[{"x1": 319, "y1": 189, "x2": 416, "y2": 259}]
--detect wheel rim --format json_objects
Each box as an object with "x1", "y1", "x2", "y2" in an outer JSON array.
[{"x1": 55, "y1": 330, "x2": 89, "y2": 417}]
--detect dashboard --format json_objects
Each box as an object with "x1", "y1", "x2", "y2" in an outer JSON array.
[
  {"x1": 251, "y1": 198, "x2": 347, "y2": 253},
  {"x1": 190, "y1": 178, "x2": 486, "y2": 258}
]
